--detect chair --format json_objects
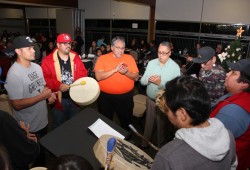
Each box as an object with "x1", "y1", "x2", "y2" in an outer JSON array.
[
  {"x1": 130, "y1": 50, "x2": 139, "y2": 63},
  {"x1": 133, "y1": 94, "x2": 147, "y2": 118}
]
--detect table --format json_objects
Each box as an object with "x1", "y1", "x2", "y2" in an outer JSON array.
[{"x1": 40, "y1": 107, "x2": 128, "y2": 170}]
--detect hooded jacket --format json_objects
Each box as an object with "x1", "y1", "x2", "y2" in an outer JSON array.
[
  {"x1": 151, "y1": 118, "x2": 237, "y2": 170},
  {"x1": 41, "y1": 48, "x2": 87, "y2": 110}
]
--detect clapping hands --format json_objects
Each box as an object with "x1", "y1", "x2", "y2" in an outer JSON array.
[
  {"x1": 148, "y1": 75, "x2": 161, "y2": 85},
  {"x1": 116, "y1": 62, "x2": 128, "y2": 75}
]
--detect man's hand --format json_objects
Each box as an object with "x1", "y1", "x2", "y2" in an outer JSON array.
[
  {"x1": 60, "y1": 84, "x2": 70, "y2": 92},
  {"x1": 47, "y1": 92, "x2": 57, "y2": 104},
  {"x1": 118, "y1": 63, "x2": 128, "y2": 75},
  {"x1": 41, "y1": 87, "x2": 52, "y2": 100},
  {"x1": 19, "y1": 121, "x2": 37, "y2": 143},
  {"x1": 148, "y1": 75, "x2": 161, "y2": 85}
]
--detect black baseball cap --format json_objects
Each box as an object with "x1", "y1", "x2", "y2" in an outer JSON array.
[
  {"x1": 227, "y1": 59, "x2": 250, "y2": 77},
  {"x1": 12, "y1": 36, "x2": 35, "y2": 50},
  {"x1": 192, "y1": 46, "x2": 215, "y2": 64}
]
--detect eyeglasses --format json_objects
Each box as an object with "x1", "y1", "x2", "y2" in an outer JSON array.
[
  {"x1": 114, "y1": 45, "x2": 125, "y2": 50},
  {"x1": 60, "y1": 42, "x2": 72, "y2": 46},
  {"x1": 157, "y1": 51, "x2": 171, "y2": 56}
]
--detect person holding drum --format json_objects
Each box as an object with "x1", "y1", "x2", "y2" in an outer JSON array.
[
  {"x1": 140, "y1": 41, "x2": 181, "y2": 148},
  {"x1": 151, "y1": 76, "x2": 237, "y2": 170},
  {"x1": 41, "y1": 33, "x2": 88, "y2": 128},
  {"x1": 94, "y1": 36, "x2": 139, "y2": 130}
]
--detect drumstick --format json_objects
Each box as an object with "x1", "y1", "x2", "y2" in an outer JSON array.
[
  {"x1": 105, "y1": 137, "x2": 117, "y2": 170},
  {"x1": 69, "y1": 80, "x2": 86, "y2": 87},
  {"x1": 129, "y1": 124, "x2": 159, "y2": 151}
]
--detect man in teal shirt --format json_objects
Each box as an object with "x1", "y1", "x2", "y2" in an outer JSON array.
[{"x1": 140, "y1": 41, "x2": 180, "y2": 147}]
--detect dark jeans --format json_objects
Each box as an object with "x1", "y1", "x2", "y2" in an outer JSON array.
[
  {"x1": 98, "y1": 90, "x2": 134, "y2": 130},
  {"x1": 51, "y1": 98, "x2": 80, "y2": 129}
]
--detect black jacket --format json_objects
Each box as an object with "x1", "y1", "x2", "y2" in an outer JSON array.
[{"x1": 0, "y1": 110, "x2": 39, "y2": 170}]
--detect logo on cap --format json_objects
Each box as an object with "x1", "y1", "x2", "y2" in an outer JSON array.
[
  {"x1": 26, "y1": 37, "x2": 33, "y2": 43},
  {"x1": 63, "y1": 35, "x2": 70, "y2": 41}
]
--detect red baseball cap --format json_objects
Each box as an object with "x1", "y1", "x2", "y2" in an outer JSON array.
[{"x1": 57, "y1": 33, "x2": 72, "y2": 43}]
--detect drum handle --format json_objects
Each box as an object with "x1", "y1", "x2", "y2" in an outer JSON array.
[{"x1": 69, "y1": 80, "x2": 86, "y2": 87}]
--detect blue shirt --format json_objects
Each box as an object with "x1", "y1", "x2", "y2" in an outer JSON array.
[{"x1": 140, "y1": 58, "x2": 180, "y2": 100}]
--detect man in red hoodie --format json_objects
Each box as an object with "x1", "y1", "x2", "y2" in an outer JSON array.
[
  {"x1": 210, "y1": 58, "x2": 250, "y2": 170},
  {"x1": 41, "y1": 33, "x2": 87, "y2": 128}
]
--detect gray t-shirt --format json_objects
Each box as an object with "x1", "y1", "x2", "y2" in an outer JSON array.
[{"x1": 5, "y1": 62, "x2": 48, "y2": 132}]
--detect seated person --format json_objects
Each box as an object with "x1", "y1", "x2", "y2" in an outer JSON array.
[
  {"x1": 106, "y1": 44, "x2": 112, "y2": 53},
  {"x1": 88, "y1": 40, "x2": 97, "y2": 55},
  {"x1": 48, "y1": 154, "x2": 93, "y2": 170},
  {"x1": 210, "y1": 58, "x2": 250, "y2": 170},
  {"x1": 0, "y1": 110, "x2": 39, "y2": 170},
  {"x1": 100, "y1": 44, "x2": 107, "y2": 54},
  {"x1": 152, "y1": 76, "x2": 237, "y2": 170}
]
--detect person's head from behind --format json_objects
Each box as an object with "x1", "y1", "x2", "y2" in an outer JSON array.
[
  {"x1": 49, "y1": 154, "x2": 93, "y2": 170},
  {"x1": 192, "y1": 46, "x2": 216, "y2": 71},
  {"x1": 162, "y1": 76, "x2": 211, "y2": 128},
  {"x1": 225, "y1": 58, "x2": 250, "y2": 93}
]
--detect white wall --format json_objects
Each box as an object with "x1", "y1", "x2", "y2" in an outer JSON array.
[
  {"x1": 78, "y1": 0, "x2": 150, "y2": 20},
  {"x1": 155, "y1": 0, "x2": 250, "y2": 24},
  {"x1": 1, "y1": 0, "x2": 250, "y2": 24},
  {"x1": 78, "y1": 0, "x2": 250, "y2": 24},
  {"x1": 202, "y1": 0, "x2": 250, "y2": 24},
  {"x1": 155, "y1": 0, "x2": 203, "y2": 22}
]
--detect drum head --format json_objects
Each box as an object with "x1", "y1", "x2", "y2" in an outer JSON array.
[
  {"x1": 93, "y1": 134, "x2": 153, "y2": 170},
  {"x1": 69, "y1": 77, "x2": 100, "y2": 106}
]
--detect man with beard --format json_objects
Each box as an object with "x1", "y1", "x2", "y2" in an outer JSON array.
[{"x1": 41, "y1": 33, "x2": 87, "y2": 128}]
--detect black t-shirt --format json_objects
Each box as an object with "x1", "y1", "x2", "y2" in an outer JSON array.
[{"x1": 58, "y1": 53, "x2": 74, "y2": 98}]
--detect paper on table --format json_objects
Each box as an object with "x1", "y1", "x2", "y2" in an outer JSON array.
[{"x1": 88, "y1": 118, "x2": 125, "y2": 139}]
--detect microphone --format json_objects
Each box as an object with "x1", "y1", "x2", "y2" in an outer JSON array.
[
  {"x1": 105, "y1": 137, "x2": 117, "y2": 170},
  {"x1": 128, "y1": 124, "x2": 159, "y2": 151}
]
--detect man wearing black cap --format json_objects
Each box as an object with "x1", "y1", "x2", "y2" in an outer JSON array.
[
  {"x1": 4, "y1": 36, "x2": 56, "y2": 167},
  {"x1": 210, "y1": 58, "x2": 250, "y2": 170},
  {"x1": 192, "y1": 46, "x2": 226, "y2": 105}
]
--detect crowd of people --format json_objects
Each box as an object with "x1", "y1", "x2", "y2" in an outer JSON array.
[{"x1": 0, "y1": 30, "x2": 249, "y2": 170}]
